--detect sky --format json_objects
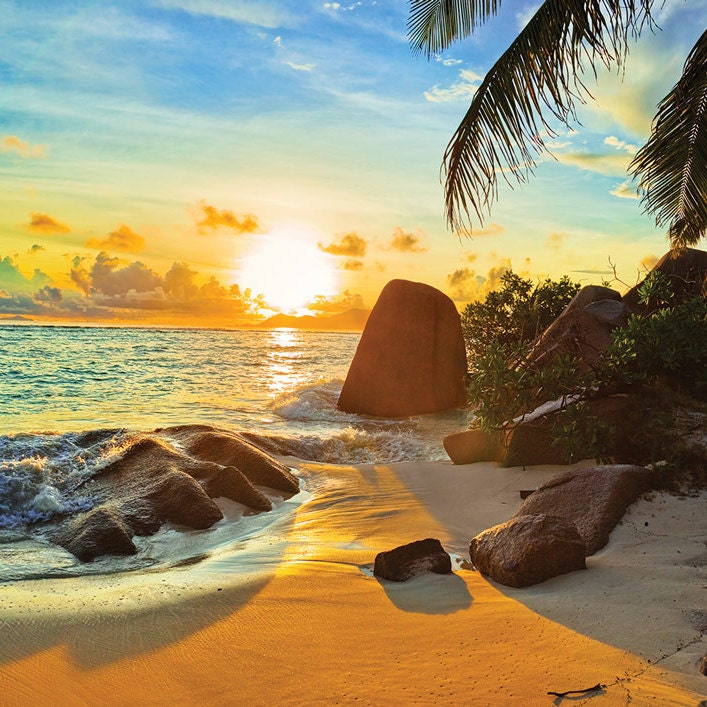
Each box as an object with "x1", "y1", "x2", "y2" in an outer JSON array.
[{"x1": 0, "y1": 0, "x2": 705, "y2": 327}]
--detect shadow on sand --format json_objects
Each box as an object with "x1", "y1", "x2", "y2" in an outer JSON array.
[{"x1": 377, "y1": 570, "x2": 472, "y2": 614}]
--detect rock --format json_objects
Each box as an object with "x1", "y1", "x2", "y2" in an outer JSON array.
[
  {"x1": 515, "y1": 465, "x2": 653, "y2": 554},
  {"x1": 527, "y1": 285, "x2": 628, "y2": 372},
  {"x1": 374, "y1": 538, "x2": 452, "y2": 582},
  {"x1": 443, "y1": 428, "x2": 504, "y2": 464},
  {"x1": 501, "y1": 394, "x2": 633, "y2": 467},
  {"x1": 337, "y1": 279, "x2": 467, "y2": 417},
  {"x1": 469, "y1": 514, "x2": 586, "y2": 588},
  {"x1": 55, "y1": 427, "x2": 299, "y2": 562},
  {"x1": 700, "y1": 654, "x2": 707, "y2": 676},
  {"x1": 159, "y1": 425, "x2": 300, "y2": 495},
  {"x1": 623, "y1": 248, "x2": 707, "y2": 312},
  {"x1": 57, "y1": 506, "x2": 137, "y2": 562}
]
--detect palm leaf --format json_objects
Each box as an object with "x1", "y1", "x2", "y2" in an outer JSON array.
[
  {"x1": 408, "y1": 0, "x2": 500, "y2": 57},
  {"x1": 412, "y1": 0, "x2": 657, "y2": 233},
  {"x1": 630, "y1": 30, "x2": 707, "y2": 248}
]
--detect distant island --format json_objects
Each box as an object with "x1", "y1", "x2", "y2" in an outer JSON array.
[{"x1": 257, "y1": 308, "x2": 369, "y2": 331}]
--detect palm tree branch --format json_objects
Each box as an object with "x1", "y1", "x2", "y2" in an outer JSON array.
[
  {"x1": 413, "y1": 0, "x2": 657, "y2": 232},
  {"x1": 408, "y1": 0, "x2": 501, "y2": 57},
  {"x1": 630, "y1": 29, "x2": 707, "y2": 248}
]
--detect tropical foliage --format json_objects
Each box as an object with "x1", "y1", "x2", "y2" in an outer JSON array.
[{"x1": 408, "y1": 2, "x2": 707, "y2": 247}]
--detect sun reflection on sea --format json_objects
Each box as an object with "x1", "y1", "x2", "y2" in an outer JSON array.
[{"x1": 264, "y1": 329, "x2": 309, "y2": 395}]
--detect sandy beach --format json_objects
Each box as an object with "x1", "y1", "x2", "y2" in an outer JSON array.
[{"x1": 1, "y1": 458, "x2": 705, "y2": 706}]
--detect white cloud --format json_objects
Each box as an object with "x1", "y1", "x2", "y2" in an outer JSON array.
[
  {"x1": 610, "y1": 180, "x2": 640, "y2": 200},
  {"x1": 604, "y1": 135, "x2": 638, "y2": 155},
  {"x1": 424, "y1": 69, "x2": 482, "y2": 103},
  {"x1": 285, "y1": 61, "x2": 315, "y2": 72},
  {"x1": 434, "y1": 55, "x2": 462, "y2": 67},
  {"x1": 517, "y1": 4, "x2": 540, "y2": 29},
  {"x1": 153, "y1": 0, "x2": 293, "y2": 29},
  {"x1": 324, "y1": 2, "x2": 363, "y2": 10}
]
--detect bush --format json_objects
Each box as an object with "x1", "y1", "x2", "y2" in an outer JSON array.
[{"x1": 461, "y1": 271, "x2": 580, "y2": 364}]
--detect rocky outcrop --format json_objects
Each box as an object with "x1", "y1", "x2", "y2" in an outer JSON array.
[
  {"x1": 337, "y1": 279, "x2": 467, "y2": 417},
  {"x1": 443, "y1": 428, "x2": 504, "y2": 464},
  {"x1": 54, "y1": 426, "x2": 299, "y2": 562},
  {"x1": 374, "y1": 538, "x2": 452, "y2": 582},
  {"x1": 469, "y1": 514, "x2": 586, "y2": 588},
  {"x1": 501, "y1": 394, "x2": 633, "y2": 468},
  {"x1": 623, "y1": 248, "x2": 707, "y2": 312},
  {"x1": 527, "y1": 285, "x2": 629, "y2": 372},
  {"x1": 514, "y1": 465, "x2": 653, "y2": 554}
]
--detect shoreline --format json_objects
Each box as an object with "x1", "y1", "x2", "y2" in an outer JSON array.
[{"x1": 1, "y1": 459, "x2": 705, "y2": 704}]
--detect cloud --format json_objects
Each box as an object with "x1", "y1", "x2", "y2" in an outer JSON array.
[
  {"x1": 545, "y1": 232, "x2": 567, "y2": 253},
  {"x1": 324, "y1": 2, "x2": 363, "y2": 11},
  {"x1": 34, "y1": 285, "x2": 62, "y2": 303},
  {"x1": 389, "y1": 227, "x2": 427, "y2": 253},
  {"x1": 197, "y1": 201, "x2": 262, "y2": 234},
  {"x1": 26, "y1": 213, "x2": 70, "y2": 234},
  {"x1": 473, "y1": 222, "x2": 504, "y2": 237},
  {"x1": 85, "y1": 224, "x2": 146, "y2": 253},
  {"x1": 640, "y1": 254, "x2": 659, "y2": 272},
  {"x1": 152, "y1": 0, "x2": 292, "y2": 28},
  {"x1": 71, "y1": 252, "x2": 162, "y2": 296},
  {"x1": 1, "y1": 135, "x2": 46, "y2": 159},
  {"x1": 340, "y1": 259, "x2": 364, "y2": 271},
  {"x1": 554, "y1": 151, "x2": 632, "y2": 177},
  {"x1": 424, "y1": 69, "x2": 482, "y2": 103},
  {"x1": 446, "y1": 262, "x2": 512, "y2": 302},
  {"x1": 28, "y1": 244, "x2": 45, "y2": 254},
  {"x1": 604, "y1": 136, "x2": 638, "y2": 155},
  {"x1": 610, "y1": 180, "x2": 639, "y2": 200},
  {"x1": 0, "y1": 255, "x2": 51, "y2": 293},
  {"x1": 434, "y1": 55, "x2": 462, "y2": 67},
  {"x1": 318, "y1": 232, "x2": 367, "y2": 257},
  {"x1": 307, "y1": 289, "x2": 365, "y2": 313},
  {"x1": 285, "y1": 61, "x2": 314, "y2": 72}
]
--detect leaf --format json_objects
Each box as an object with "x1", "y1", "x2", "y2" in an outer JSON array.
[{"x1": 630, "y1": 29, "x2": 707, "y2": 248}]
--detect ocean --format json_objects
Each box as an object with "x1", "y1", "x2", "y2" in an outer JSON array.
[{"x1": 0, "y1": 325, "x2": 469, "y2": 583}]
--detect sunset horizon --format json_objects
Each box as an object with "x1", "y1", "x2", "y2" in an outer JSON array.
[{"x1": 2, "y1": 2, "x2": 705, "y2": 328}]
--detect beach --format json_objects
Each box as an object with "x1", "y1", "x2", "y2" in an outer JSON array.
[{"x1": 2, "y1": 458, "x2": 705, "y2": 706}]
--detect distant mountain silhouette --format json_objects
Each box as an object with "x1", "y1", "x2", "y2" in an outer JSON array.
[{"x1": 258, "y1": 308, "x2": 369, "y2": 331}]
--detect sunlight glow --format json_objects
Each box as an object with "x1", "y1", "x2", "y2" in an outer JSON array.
[{"x1": 239, "y1": 227, "x2": 338, "y2": 312}]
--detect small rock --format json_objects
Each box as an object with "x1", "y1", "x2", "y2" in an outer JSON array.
[{"x1": 374, "y1": 538, "x2": 452, "y2": 582}]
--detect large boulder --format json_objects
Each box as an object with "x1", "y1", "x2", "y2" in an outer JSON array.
[
  {"x1": 374, "y1": 538, "x2": 452, "y2": 582},
  {"x1": 469, "y1": 514, "x2": 586, "y2": 588},
  {"x1": 623, "y1": 248, "x2": 707, "y2": 312},
  {"x1": 515, "y1": 465, "x2": 653, "y2": 554},
  {"x1": 337, "y1": 279, "x2": 467, "y2": 417},
  {"x1": 527, "y1": 285, "x2": 629, "y2": 372}
]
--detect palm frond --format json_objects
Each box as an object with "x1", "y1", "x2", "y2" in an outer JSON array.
[
  {"x1": 408, "y1": 0, "x2": 500, "y2": 57},
  {"x1": 415, "y1": 0, "x2": 657, "y2": 233},
  {"x1": 630, "y1": 30, "x2": 707, "y2": 249}
]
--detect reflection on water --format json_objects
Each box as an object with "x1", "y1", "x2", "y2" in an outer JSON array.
[{"x1": 265, "y1": 330, "x2": 309, "y2": 396}]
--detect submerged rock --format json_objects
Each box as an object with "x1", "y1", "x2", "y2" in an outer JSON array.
[
  {"x1": 374, "y1": 538, "x2": 452, "y2": 582},
  {"x1": 337, "y1": 279, "x2": 467, "y2": 417},
  {"x1": 469, "y1": 514, "x2": 586, "y2": 588},
  {"x1": 514, "y1": 464, "x2": 653, "y2": 555}
]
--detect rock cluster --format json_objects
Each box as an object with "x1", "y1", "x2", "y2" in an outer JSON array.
[
  {"x1": 54, "y1": 426, "x2": 299, "y2": 562},
  {"x1": 467, "y1": 464, "x2": 653, "y2": 587}
]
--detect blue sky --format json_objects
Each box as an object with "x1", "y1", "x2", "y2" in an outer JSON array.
[{"x1": 0, "y1": 0, "x2": 705, "y2": 324}]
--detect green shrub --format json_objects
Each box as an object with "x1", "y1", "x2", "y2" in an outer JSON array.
[{"x1": 460, "y1": 271, "x2": 580, "y2": 364}]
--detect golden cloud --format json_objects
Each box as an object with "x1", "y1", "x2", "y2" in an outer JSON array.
[
  {"x1": 85, "y1": 225, "x2": 146, "y2": 253},
  {"x1": 340, "y1": 259, "x2": 364, "y2": 271},
  {"x1": 446, "y1": 262, "x2": 512, "y2": 302},
  {"x1": 27, "y1": 213, "x2": 70, "y2": 234},
  {"x1": 318, "y1": 232, "x2": 367, "y2": 257},
  {"x1": 197, "y1": 201, "x2": 262, "y2": 234},
  {"x1": 389, "y1": 227, "x2": 427, "y2": 253},
  {"x1": 1, "y1": 135, "x2": 46, "y2": 159},
  {"x1": 545, "y1": 232, "x2": 568, "y2": 253}
]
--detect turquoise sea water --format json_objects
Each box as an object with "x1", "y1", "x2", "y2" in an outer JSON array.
[{"x1": 0, "y1": 325, "x2": 469, "y2": 580}]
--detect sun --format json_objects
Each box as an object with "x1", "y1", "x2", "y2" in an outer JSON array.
[{"x1": 239, "y1": 227, "x2": 339, "y2": 313}]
